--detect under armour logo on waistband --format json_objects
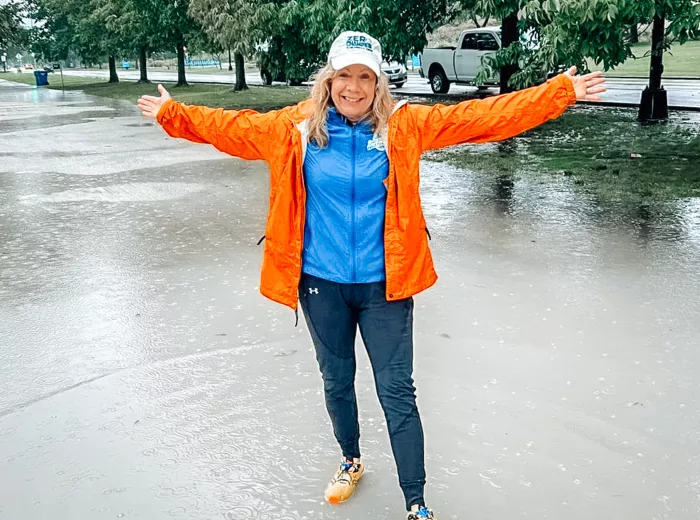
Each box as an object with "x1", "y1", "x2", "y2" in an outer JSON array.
[{"x1": 309, "y1": 287, "x2": 319, "y2": 294}]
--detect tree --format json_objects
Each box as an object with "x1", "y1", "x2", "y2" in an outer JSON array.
[
  {"x1": 119, "y1": 0, "x2": 157, "y2": 83},
  {"x1": 467, "y1": 0, "x2": 636, "y2": 93},
  {"x1": 635, "y1": 0, "x2": 700, "y2": 121},
  {"x1": 25, "y1": 0, "x2": 74, "y2": 63},
  {"x1": 266, "y1": 0, "x2": 336, "y2": 84},
  {"x1": 460, "y1": 0, "x2": 698, "y2": 119},
  {"x1": 76, "y1": 0, "x2": 127, "y2": 82},
  {"x1": 27, "y1": 0, "x2": 129, "y2": 83},
  {"x1": 331, "y1": 0, "x2": 455, "y2": 60},
  {"x1": 120, "y1": 0, "x2": 181, "y2": 84},
  {"x1": 629, "y1": 23, "x2": 639, "y2": 43},
  {"x1": 456, "y1": 0, "x2": 525, "y2": 94},
  {"x1": 189, "y1": 0, "x2": 274, "y2": 90},
  {"x1": 153, "y1": 0, "x2": 202, "y2": 87},
  {"x1": 1, "y1": 3, "x2": 22, "y2": 72}
]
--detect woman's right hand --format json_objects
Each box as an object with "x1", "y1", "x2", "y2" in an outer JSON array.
[{"x1": 137, "y1": 84, "x2": 171, "y2": 120}]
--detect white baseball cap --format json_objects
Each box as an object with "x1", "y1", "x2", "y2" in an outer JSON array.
[{"x1": 328, "y1": 31, "x2": 383, "y2": 77}]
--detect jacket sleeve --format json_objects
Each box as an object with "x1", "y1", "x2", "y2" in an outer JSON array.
[
  {"x1": 156, "y1": 99, "x2": 281, "y2": 161},
  {"x1": 410, "y1": 74, "x2": 578, "y2": 152}
]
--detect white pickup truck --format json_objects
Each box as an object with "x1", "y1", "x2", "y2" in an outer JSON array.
[{"x1": 420, "y1": 27, "x2": 502, "y2": 94}]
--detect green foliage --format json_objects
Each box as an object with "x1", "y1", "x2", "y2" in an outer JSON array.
[
  {"x1": 151, "y1": 0, "x2": 201, "y2": 49},
  {"x1": 467, "y1": 0, "x2": 700, "y2": 90},
  {"x1": 26, "y1": 0, "x2": 133, "y2": 63},
  {"x1": 0, "y1": 3, "x2": 22, "y2": 50},
  {"x1": 268, "y1": 0, "x2": 334, "y2": 80},
  {"x1": 25, "y1": 0, "x2": 72, "y2": 61},
  {"x1": 332, "y1": 0, "x2": 454, "y2": 60},
  {"x1": 120, "y1": 0, "x2": 161, "y2": 53},
  {"x1": 188, "y1": 0, "x2": 274, "y2": 56}
]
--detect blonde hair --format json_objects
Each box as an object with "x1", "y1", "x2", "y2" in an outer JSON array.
[{"x1": 307, "y1": 64, "x2": 395, "y2": 148}]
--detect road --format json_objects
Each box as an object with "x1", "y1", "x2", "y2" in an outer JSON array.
[
  {"x1": 2, "y1": 78, "x2": 700, "y2": 520},
  {"x1": 56, "y1": 68, "x2": 700, "y2": 109}
]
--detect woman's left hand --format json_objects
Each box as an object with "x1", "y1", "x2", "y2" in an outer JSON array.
[{"x1": 564, "y1": 66, "x2": 607, "y2": 102}]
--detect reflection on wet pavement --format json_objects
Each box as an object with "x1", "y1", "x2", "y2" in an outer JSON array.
[{"x1": 1, "y1": 79, "x2": 699, "y2": 520}]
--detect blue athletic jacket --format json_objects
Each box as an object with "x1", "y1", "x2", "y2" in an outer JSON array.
[{"x1": 302, "y1": 108, "x2": 389, "y2": 283}]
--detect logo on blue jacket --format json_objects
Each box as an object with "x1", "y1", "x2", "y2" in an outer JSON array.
[{"x1": 366, "y1": 135, "x2": 385, "y2": 152}]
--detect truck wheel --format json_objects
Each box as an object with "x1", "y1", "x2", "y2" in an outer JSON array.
[{"x1": 429, "y1": 69, "x2": 450, "y2": 94}]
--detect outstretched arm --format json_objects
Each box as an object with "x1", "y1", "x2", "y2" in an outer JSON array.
[
  {"x1": 413, "y1": 67, "x2": 606, "y2": 152},
  {"x1": 138, "y1": 84, "x2": 277, "y2": 161}
]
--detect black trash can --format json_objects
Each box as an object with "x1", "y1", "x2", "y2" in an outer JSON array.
[{"x1": 34, "y1": 70, "x2": 49, "y2": 86}]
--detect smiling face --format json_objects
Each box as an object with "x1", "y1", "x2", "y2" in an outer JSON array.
[{"x1": 330, "y1": 64, "x2": 377, "y2": 122}]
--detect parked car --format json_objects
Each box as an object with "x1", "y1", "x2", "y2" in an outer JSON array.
[
  {"x1": 381, "y1": 61, "x2": 407, "y2": 88},
  {"x1": 420, "y1": 27, "x2": 501, "y2": 94}
]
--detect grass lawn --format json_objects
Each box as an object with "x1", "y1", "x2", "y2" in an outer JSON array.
[
  {"x1": 3, "y1": 73, "x2": 309, "y2": 111},
  {"x1": 590, "y1": 40, "x2": 700, "y2": 77},
  {"x1": 75, "y1": 64, "x2": 260, "y2": 75},
  {"x1": 428, "y1": 106, "x2": 700, "y2": 202}
]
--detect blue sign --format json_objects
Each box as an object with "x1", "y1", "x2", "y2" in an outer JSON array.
[{"x1": 185, "y1": 57, "x2": 221, "y2": 67}]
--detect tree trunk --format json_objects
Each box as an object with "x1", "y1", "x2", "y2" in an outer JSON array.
[
  {"x1": 471, "y1": 16, "x2": 490, "y2": 28},
  {"x1": 499, "y1": 13, "x2": 519, "y2": 94},
  {"x1": 648, "y1": 14, "x2": 664, "y2": 91},
  {"x1": 228, "y1": 48, "x2": 233, "y2": 71},
  {"x1": 638, "y1": 9, "x2": 668, "y2": 121},
  {"x1": 108, "y1": 56, "x2": 119, "y2": 83},
  {"x1": 630, "y1": 23, "x2": 639, "y2": 43},
  {"x1": 176, "y1": 40, "x2": 188, "y2": 87},
  {"x1": 138, "y1": 46, "x2": 150, "y2": 83},
  {"x1": 234, "y1": 52, "x2": 248, "y2": 91}
]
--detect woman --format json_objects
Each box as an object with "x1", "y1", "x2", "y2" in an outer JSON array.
[{"x1": 138, "y1": 31, "x2": 605, "y2": 520}]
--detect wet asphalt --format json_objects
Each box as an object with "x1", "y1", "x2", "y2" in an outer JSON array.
[{"x1": 1, "y1": 80, "x2": 699, "y2": 520}]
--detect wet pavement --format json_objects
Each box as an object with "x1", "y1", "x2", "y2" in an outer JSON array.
[{"x1": 1, "y1": 79, "x2": 699, "y2": 520}]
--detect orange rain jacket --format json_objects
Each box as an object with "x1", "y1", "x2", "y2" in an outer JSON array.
[{"x1": 157, "y1": 74, "x2": 577, "y2": 311}]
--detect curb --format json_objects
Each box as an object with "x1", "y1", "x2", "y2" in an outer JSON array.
[
  {"x1": 577, "y1": 100, "x2": 700, "y2": 112},
  {"x1": 393, "y1": 91, "x2": 700, "y2": 113},
  {"x1": 604, "y1": 75, "x2": 700, "y2": 81}
]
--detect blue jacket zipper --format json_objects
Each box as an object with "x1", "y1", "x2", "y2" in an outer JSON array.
[{"x1": 351, "y1": 124, "x2": 357, "y2": 283}]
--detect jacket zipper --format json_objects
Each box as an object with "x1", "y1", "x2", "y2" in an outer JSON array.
[
  {"x1": 384, "y1": 120, "x2": 392, "y2": 298},
  {"x1": 351, "y1": 125, "x2": 357, "y2": 283},
  {"x1": 296, "y1": 124, "x2": 307, "y2": 324}
]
